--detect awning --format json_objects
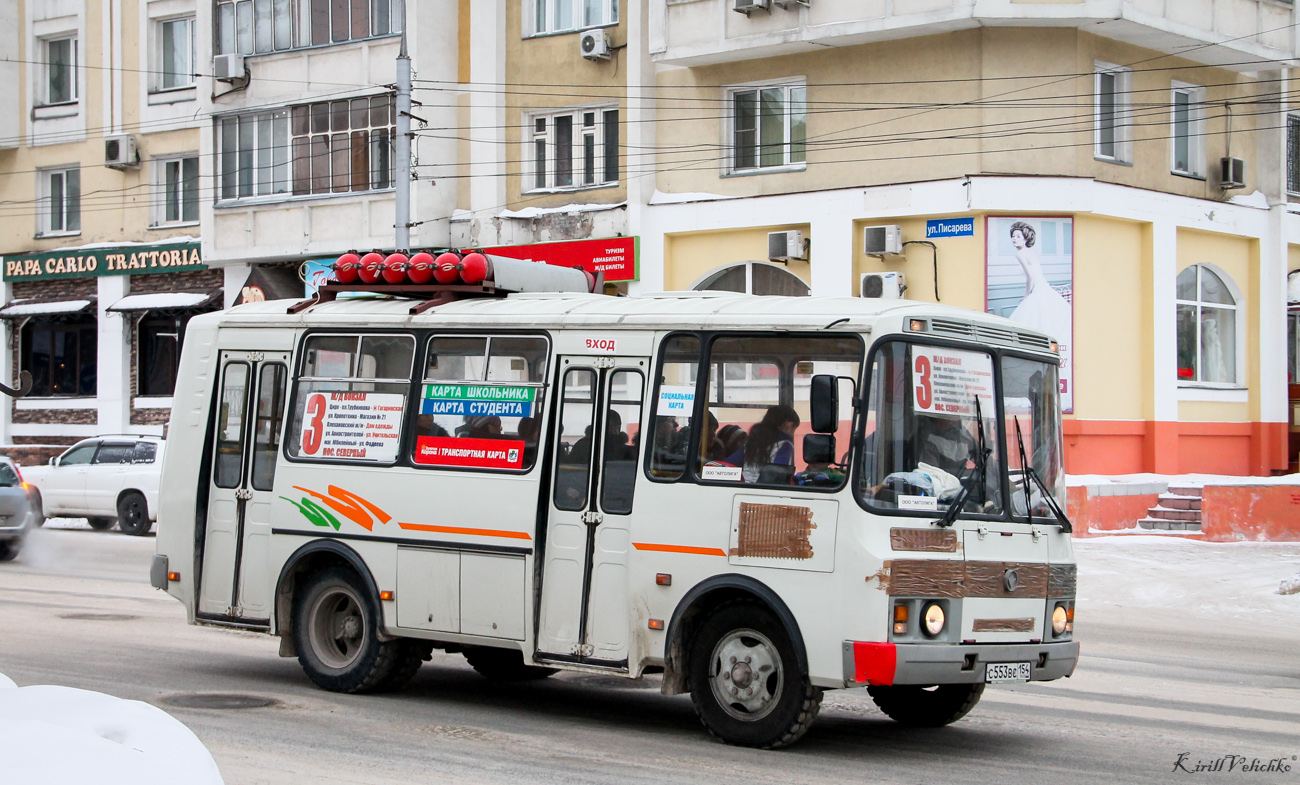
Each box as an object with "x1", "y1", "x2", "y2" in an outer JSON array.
[
  {"x1": 106, "y1": 289, "x2": 223, "y2": 313},
  {"x1": 0, "y1": 299, "x2": 95, "y2": 319}
]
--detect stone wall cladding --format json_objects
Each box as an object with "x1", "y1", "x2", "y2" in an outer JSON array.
[
  {"x1": 130, "y1": 407, "x2": 170, "y2": 426},
  {"x1": 11, "y1": 278, "x2": 97, "y2": 300},
  {"x1": 0, "y1": 436, "x2": 80, "y2": 468}
]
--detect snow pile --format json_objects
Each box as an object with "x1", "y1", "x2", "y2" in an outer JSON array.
[
  {"x1": 1280, "y1": 574, "x2": 1300, "y2": 596},
  {"x1": 0, "y1": 675, "x2": 223, "y2": 785}
]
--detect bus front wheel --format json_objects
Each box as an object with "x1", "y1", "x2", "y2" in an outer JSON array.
[
  {"x1": 867, "y1": 683, "x2": 985, "y2": 727},
  {"x1": 687, "y1": 602, "x2": 822, "y2": 749},
  {"x1": 292, "y1": 566, "x2": 415, "y2": 693}
]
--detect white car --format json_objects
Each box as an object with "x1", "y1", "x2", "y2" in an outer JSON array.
[{"x1": 22, "y1": 437, "x2": 164, "y2": 536}]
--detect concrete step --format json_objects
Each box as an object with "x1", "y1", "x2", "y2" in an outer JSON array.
[
  {"x1": 1167, "y1": 485, "x2": 1203, "y2": 498},
  {"x1": 1137, "y1": 518, "x2": 1203, "y2": 532},
  {"x1": 1156, "y1": 494, "x2": 1202, "y2": 510},
  {"x1": 1144, "y1": 506, "x2": 1203, "y2": 522}
]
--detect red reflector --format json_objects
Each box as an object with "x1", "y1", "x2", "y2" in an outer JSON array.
[{"x1": 852, "y1": 641, "x2": 896, "y2": 686}]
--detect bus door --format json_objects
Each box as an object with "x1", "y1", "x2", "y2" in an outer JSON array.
[
  {"x1": 537, "y1": 357, "x2": 647, "y2": 667},
  {"x1": 197, "y1": 351, "x2": 290, "y2": 622}
]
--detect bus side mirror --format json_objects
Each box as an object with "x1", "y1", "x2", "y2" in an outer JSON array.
[
  {"x1": 803, "y1": 433, "x2": 836, "y2": 465},
  {"x1": 810, "y1": 374, "x2": 838, "y2": 434}
]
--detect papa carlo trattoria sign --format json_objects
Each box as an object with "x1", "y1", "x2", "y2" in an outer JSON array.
[{"x1": 2, "y1": 242, "x2": 205, "y2": 282}]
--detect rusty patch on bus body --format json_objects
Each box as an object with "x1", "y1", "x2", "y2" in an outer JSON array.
[
  {"x1": 732, "y1": 503, "x2": 815, "y2": 559},
  {"x1": 965, "y1": 562, "x2": 1049, "y2": 598},
  {"x1": 972, "y1": 618, "x2": 1036, "y2": 633},
  {"x1": 889, "y1": 528, "x2": 958, "y2": 553},
  {"x1": 884, "y1": 560, "x2": 966, "y2": 598},
  {"x1": 1049, "y1": 563, "x2": 1077, "y2": 597}
]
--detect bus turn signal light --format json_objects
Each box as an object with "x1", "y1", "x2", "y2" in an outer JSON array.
[
  {"x1": 648, "y1": 619, "x2": 664, "y2": 630},
  {"x1": 167, "y1": 572, "x2": 180, "y2": 582},
  {"x1": 893, "y1": 604, "x2": 908, "y2": 635},
  {"x1": 655, "y1": 573, "x2": 672, "y2": 586},
  {"x1": 379, "y1": 590, "x2": 395, "y2": 601}
]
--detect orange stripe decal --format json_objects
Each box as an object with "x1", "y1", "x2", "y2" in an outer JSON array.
[
  {"x1": 397, "y1": 522, "x2": 532, "y2": 540},
  {"x1": 633, "y1": 542, "x2": 727, "y2": 556}
]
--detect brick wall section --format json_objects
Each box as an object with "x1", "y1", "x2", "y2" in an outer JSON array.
[
  {"x1": 128, "y1": 268, "x2": 223, "y2": 426},
  {"x1": 0, "y1": 436, "x2": 78, "y2": 468}
]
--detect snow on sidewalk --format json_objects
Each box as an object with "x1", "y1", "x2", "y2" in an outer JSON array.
[{"x1": 0, "y1": 675, "x2": 223, "y2": 785}]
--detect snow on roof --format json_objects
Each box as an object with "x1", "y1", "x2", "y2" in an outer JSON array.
[
  {"x1": 0, "y1": 299, "x2": 93, "y2": 317},
  {"x1": 106, "y1": 292, "x2": 215, "y2": 312},
  {"x1": 650, "y1": 189, "x2": 743, "y2": 205},
  {"x1": 498, "y1": 202, "x2": 626, "y2": 219}
]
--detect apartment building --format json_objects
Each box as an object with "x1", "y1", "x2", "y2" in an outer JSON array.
[
  {"x1": 627, "y1": 0, "x2": 1300, "y2": 475},
  {"x1": 0, "y1": 0, "x2": 217, "y2": 459}
]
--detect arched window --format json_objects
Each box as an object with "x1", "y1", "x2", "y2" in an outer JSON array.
[
  {"x1": 692, "y1": 261, "x2": 810, "y2": 296},
  {"x1": 1176, "y1": 265, "x2": 1239, "y2": 384}
]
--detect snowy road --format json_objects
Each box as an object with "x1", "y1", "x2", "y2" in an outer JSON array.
[{"x1": 2, "y1": 526, "x2": 1297, "y2": 784}]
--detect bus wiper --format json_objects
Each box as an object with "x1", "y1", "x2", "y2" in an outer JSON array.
[
  {"x1": 933, "y1": 396, "x2": 991, "y2": 529},
  {"x1": 1013, "y1": 416, "x2": 1073, "y2": 533}
]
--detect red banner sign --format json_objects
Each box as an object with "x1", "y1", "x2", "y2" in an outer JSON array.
[
  {"x1": 483, "y1": 237, "x2": 638, "y2": 282},
  {"x1": 414, "y1": 436, "x2": 526, "y2": 470}
]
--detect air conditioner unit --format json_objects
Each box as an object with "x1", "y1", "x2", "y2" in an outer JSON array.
[
  {"x1": 863, "y1": 225, "x2": 904, "y2": 257},
  {"x1": 734, "y1": 0, "x2": 770, "y2": 14},
  {"x1": 861, "y1": 271, "x2": 906, "y2": 299},
  {"x1": 1219, "y1": 157, "x2": 1246, "y2": 190},
  {"x1": 104, "y1": 134, "x2": 138, "y2": 169},
  {"x1": 767, "y1": 230, "x2": 806, "y2": 262},
  {"x1": 212, "y1": 53, "x2": 245, "y2": 82},
  {"x1": 580, "y1": 29, "x2": 611, "y2": 60}
]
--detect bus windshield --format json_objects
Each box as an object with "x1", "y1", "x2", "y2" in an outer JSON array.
[{"x1": 1002, "y1": 354, "x2": 1066, "y2": 521}]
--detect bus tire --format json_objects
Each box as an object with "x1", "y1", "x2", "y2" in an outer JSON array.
[
  {"x1": 117, "y1": 492, "x2": 151, "y2": 536},
  {"x1": 867, "y1": 683, "x2": 985, "y2": 727},
  {"x1": 292, "y1": 566, "x2": 404, "y2": 694},
  {"x1": 373, "y1": 640, "x2": 431, "y2": 691},
  {"x1": 688, "y1": 602, "x2": 822, "y2": 749},
  {"x1": 463, "y1": 647, "x2": 557, "y2": 682}
]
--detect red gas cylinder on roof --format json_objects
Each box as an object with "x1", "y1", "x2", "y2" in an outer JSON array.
[
  {"x1": 433, "y1": 252, "x2": 462, "y2": 284},
  {"x1": 357, "y1": 252, "x2": 386, "y2": 284},
  {"x1": 407, "y1": 252, "x2": 435, "y2": 284},
  {"x1": 382, "y1": 253, "x2": 409, "y2": 284},
  {"x1": 333, "y1": 252, "x2": 361, "y2": 284},
  {"x1": 459, "y1": 252, "x2": 490, "y2": 285}
]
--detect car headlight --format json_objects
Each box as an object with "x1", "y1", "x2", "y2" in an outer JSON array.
[
  {"x1": 922, "y1": 602, "x2": 945, "y2": 637},
  {"x1": 1052, "y1": 604, "x2": 1068, "y2": 636}
]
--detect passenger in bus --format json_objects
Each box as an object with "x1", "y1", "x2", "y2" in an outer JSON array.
[
  {"x1": 650, "y1": 416, "x2": 685, "y2": 472},
  {"x1": 738, "y1": 405, "x2": 800, "y2": 484},
  {"x1": 569, "y1": 410, "x2": 630, "y2": 463},
  {"x1": 914, "y1": 412, "x2": 977, "y2": 478},
  {"x1": 415, "y1": 414, "x2": 450, "y2": 439},
  {"x1": 717, "y1": 424, "x2": 747, "y2": 464},
  {"x1": 518, "y1": 417, "x2": 541, "y2": 466},
  {"x1": 465, "y1": 415, "x2": 503, "y2": 439}
]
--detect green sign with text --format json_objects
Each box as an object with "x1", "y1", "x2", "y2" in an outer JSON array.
[{"x1": 2, "y1": 242, "x2": 205, "y2": 282}]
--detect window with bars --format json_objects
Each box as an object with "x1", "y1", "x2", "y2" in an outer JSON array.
[
  {"x1": 217, "y1": 94, "x2": 394, "y2": 202},
  {"x1": 1287, "y1": 115, "x2": 1300, "y2": 195},
  {"x1": 216, "y1": 0, "x2": 403, "y2": 56},
  {"x1": 528, "y1": 107, "x2": 618, "y2": 192},
  {"x1": 729, "y1": 82, "x2": 806, "y2": 174}
]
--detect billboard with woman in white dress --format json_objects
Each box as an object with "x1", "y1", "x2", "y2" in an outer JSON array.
[{"x1": 986, "y1": 217, "x2": 1074, "y2": 412}]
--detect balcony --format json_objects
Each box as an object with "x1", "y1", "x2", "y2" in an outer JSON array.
[{"x1": 652, "y1": 0, "x2": 1299, "y2": 70}]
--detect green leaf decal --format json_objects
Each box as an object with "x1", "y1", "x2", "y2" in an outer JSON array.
[{"x1": 281, "y1": 496, "x2": 343, "y2": 530}]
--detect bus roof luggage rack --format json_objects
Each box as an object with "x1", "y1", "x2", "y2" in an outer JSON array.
[{"x1": 288, "y1": 250, "x2": 601, "y2": 315}]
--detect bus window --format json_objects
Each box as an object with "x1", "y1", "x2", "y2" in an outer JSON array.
[
  {"x1": 647, "y1": 334, "x2": 700, "y2": 480},
  {"x1": 554, "y1": 368, "x2": 596, "y2": 510},
  {"x1": 411, "y1": 334, "x2": 549, "y2": 472},
  {"x1": 250, "y1": 363, "x2": 287, "y2": 491},
  {"x1": 286, "y1": 333, "x2": 414, "y2": 463},
  {"x1": 599, "y1": 370, "x2": 644, "y2": 514},
  {"x1": 859, "y1": 341, "x2": 1003, "y2": 516},
  {"x1": 699, "y1": 334, "x2": 860, "y2": 489},
  {"x1": 215, "y1": 362, "x2": 249, "y2": 487},
  {"x1": 1002, "y1": 354, "x2": 1065, "y2": 521}
]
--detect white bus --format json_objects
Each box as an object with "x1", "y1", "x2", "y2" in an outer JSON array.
[{"x1": 154, "y1": 261, "x2": 1077, "y2": 748}]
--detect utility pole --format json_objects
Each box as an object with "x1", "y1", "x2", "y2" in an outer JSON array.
[{"x1": 395, "y1": 33, "x2": 411, "y2": 251}]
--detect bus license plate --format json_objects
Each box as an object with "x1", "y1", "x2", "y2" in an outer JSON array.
[{"x1": 985, "y1": 662, "x2": 1032, "y2": 683}]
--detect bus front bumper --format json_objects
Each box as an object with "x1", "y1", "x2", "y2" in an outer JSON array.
[{"x1": 842, "y1": 640, "x2": 1079, "y2": 687}]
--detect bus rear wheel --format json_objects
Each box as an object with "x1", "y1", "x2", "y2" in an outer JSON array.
[
  {"x1": 292, "y1": 566, "x2": 409, "y2": 693},
  {"x1": 867, "y1": 683, "x2": 985, "y2": 727},
  {"x1": 687, "y1": 602, "x2": 822, "y2": 749}
]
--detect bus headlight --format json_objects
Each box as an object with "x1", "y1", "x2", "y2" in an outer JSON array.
[
  {"x1": 1052, "y1": 604, "x2": 1068, "y2": 636},
  {"x1": 922, "y1": 603, "x2": 945, "y2": 637}
]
